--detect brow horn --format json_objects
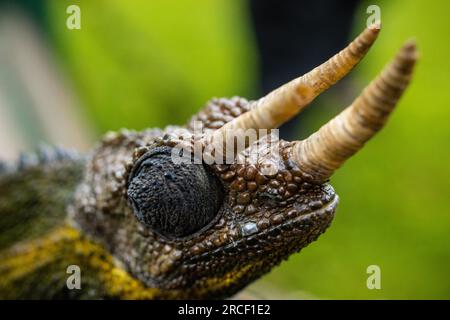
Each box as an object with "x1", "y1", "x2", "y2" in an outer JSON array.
[
  {"x1": 291, "y1": 41, "x2": 418, "y2": 182},
  {"x1": 210, "y1": 24, "x2": 380, "y2": 152}
]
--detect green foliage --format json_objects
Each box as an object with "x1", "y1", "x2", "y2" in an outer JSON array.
[
  {"x1": 255, "y1": 0, "x2": 450, "y2": 299},
  {"x1": 46, "y1": 0, "x2": 257, "y2": 134}
]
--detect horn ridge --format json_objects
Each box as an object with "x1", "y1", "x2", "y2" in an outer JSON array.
[
  {"x1": 303, "y1": 23, "x2": 381, "y2": 94},
  {"x1": 209, "y1": 24, "x2": 381, "y2": 155},
  {"x1": 291, "y1": 41, "x2": 417, "y2": 182}
]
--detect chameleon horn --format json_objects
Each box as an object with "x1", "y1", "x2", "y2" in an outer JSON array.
[
  {"x1": 210, "y1": 24, "x2": 380, "y2": 153},
  {"x1": 291, "y1": 41, "x2": 418, "y2": 182}
]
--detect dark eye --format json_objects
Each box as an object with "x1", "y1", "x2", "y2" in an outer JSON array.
[{"x1": 126, "y1": 146, "x2": 223, "y2": 238}]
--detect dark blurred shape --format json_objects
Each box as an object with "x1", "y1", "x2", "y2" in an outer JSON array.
[
  {"x1": 249, "y1": 0, "x2": 360, "y2": 139},
  {"x1": 0, "y1": 0, "x2": 46, "y2": 25}
]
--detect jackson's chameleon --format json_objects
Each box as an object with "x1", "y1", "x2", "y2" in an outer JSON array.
[{"x1": 0, "y1": 25, "x2": 417, "y2": 299}]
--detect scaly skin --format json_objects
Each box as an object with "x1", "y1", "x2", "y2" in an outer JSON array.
[
  {"x1": 0, "y1": 106, "x2": 337, "y2": 299},
  {"x1": 0, "y1": 26, "x2": 416, "y2": 299},
  {"x1": 73, "y1": 116, "x2": 338, "y2": 299}
]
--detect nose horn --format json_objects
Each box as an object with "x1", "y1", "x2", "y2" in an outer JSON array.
[
  {"x1": 291, "y1": 41, "x2": 418, "y2": 182},
  {"x1": 209, "y1": 24, "x2": 381, "y2": 154}
]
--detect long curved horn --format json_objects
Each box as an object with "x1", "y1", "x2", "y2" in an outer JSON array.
[
  {"x1": 210, "y1": 24, "x2": 380, "y2": 153},
  {"x1": 222, "y1": 24, "x2": 380, "y2": 132},
  {"x1": 291, "y1": 41, "x2": 418, "y2": 182}
]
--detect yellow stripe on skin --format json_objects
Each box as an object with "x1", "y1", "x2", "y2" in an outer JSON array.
[
  {"x1": 0, "y1": 225, "x2": 264, "y2": 299},
  {"x1": 0, "y1": 225, "x2": 159, "y2": 299}
]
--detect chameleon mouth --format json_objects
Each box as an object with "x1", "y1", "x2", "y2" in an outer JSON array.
[
  {"x1": 177, "y1": 191, "x2": 338, "y2": 289},
  {"x1": 239, "y1": 192, "x2": 339, "y2": 243},
  {"x1": 183, "y1": 186, "x2": 338, "y2": 267},
  {"x1": 199, "y1": 188, "x2": 339, "y2": 259}
]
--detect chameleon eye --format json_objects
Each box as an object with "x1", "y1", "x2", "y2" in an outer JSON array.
[{"x1": 126, "y1": 147, "x2": 223, "y2": 239}]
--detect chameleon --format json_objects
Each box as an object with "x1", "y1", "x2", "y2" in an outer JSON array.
[{"x1": 0, "y1": 24, "x2": 417, "y2": 299}]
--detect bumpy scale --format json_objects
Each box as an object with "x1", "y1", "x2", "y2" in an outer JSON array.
[{"x1": 0, "y1": 24, "x2": 417, "y2": 299}]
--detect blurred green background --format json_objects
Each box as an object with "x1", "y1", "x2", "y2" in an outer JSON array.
[
  {"x1": 1, "y1": 0, "x2": 449, "y2": 299},
  {"x1": 47, "y1": 0, "x2": 257, "y2": 133}
]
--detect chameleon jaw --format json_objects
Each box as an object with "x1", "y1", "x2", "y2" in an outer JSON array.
[
  {"x1": 238, "y1": 190, "x2": 339, "y2": 242},
  {"x1": 155, "y1": 187, "x2": 339, "y2": 298},
  {"x1": 183, "y1": 185, "x2": 338, "y2": 270}
]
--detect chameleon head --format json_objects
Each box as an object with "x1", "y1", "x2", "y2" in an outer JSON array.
[{"x1": 73, "y1": 24, "x2": 417, "y2": 298}]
